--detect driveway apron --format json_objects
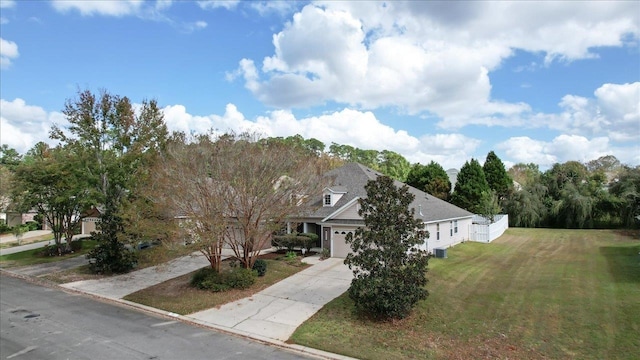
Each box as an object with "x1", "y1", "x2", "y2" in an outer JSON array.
[
  {"x1": 60, "y1": 253, "x2": 211, "y2": 299},
  {"x1": 187, "y1": 257, "x2": 352, "y2": 341}
]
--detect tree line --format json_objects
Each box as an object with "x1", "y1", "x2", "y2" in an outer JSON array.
[{"x1": 1, "y1": 89, "x2": 638, "y2": 273}]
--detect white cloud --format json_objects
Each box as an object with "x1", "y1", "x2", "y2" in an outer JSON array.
[
  {"x1": 197, "y1": 1, "x2": 240, "y2": 10},
  {"x1": 0, "y1": 99, "x2": 66, "y2": 153},
  {"x1": 51, "y1": 0, "x2": 144, "y2": 17},
  {"x1": 0, "y1": 0, "x2": 15, "y2": 9},
  {"x1": 0, "y1": 38, "x2": 18, "y2": 69},
  {"x1": 3, "y1": 97, "x2": 639, "y2": 168},
  {"x1": 532, "y1": 82, "x2": 640, "y2": 142},
  {"x1": 497, "y1": 135, "x2": 622, "y2": 169},
  {"x1": 249, "y1": 1, "x2": 299, "y2": 16},
  {"x1": 161, "y1": 102, "x2": 478, "y2": 169},
  {"x1": 235, "y1": 2, "x2": 638, "y2": 127},
  {"x1": 0, "y1": 17, "x2": 8, "y2": 25}
]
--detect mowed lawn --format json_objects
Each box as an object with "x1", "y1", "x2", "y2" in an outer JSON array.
[{"x1": 291, "y1": 228, "x2": 640, "y2": 360}]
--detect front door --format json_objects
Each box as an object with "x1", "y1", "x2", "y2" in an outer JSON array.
[{"x1": 322, "y1": 227, "x2": 331, "y2": 250}]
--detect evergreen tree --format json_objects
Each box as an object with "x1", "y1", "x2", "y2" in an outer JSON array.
[
  {"x1": 344, "y1": 176, "x2": 430, "y2": 319},
  {"x1": 406, "y1": 161, "x2": 451, "y2": 200},
  {"x1": 451, "y1": 159, "x2": 491, "y2": 214},
  {"x1": 483, "y1": 151, "x2": 512, "y2": 199}
]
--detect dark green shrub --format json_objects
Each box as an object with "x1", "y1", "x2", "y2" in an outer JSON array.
[
  {"x1": 191, "y1": 266, "x2": 256, "y2": 291},
  {"x1": 272, "y1": 232, "x2": 319, "y2": 251},
  {"x1": 86, "y1": 233, "x2": 138, "y2": 274},
  {"x1": 70, "y1": 240, "x2": 83, "y2": 252},
  {"x1": 25, "y1": 221, "x2": 39, "y2": 231},
  {"x1": 0, "y1": 222, "x2": 11, "y2": 234},
  {"x1": 225, "y1": 267, "x2": 256, "y2": 289},
  {"x1": 272, "y1": 234, "x2": 298, "y2": 251},
  {"x1": 252, "y1": 259, "x2": 267, "y2": 276},
  {"x1": 300, "y1": 232, "x2": 319, "y2": 249},
  {"x1": 190, "y1": 267, "x2": 217, "y2": 288}
]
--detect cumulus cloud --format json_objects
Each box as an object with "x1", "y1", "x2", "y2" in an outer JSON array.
[
  {"x1": 0, "y1": 99, "x2": 66, "y2": 153},
  {"x1": 235, "y1": 2, "x2": 638, "y2": 126},
  {"x1": 0, "y1": 0, "x2": 15, "y2": 9},
  {"x1": 496, "y1": 135, "x2": 628, "y2": 169},
  {"x1": 161, "y1": 102, "x2": 482, "y2": 169},
  {"x1": 197, "y1": 0, "x2": 240, "y2": 10},
  {"x1": 3, "y1": 97, "x2": 638, "y2": 168},
  {"x1": 51, "y1": 0, "x2": 144, "y2": 17},
  {"x1": 0, "y1": 38, "x2": 18, "y2": 69},
  {"x1": 50, "y1": 0, "x2": 210, "y2": 33},
  {"x1": 531, "y1": 82, "x2": 640, "y2": 142}
]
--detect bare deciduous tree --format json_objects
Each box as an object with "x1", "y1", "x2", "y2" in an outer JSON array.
[{"x1": 150, "y1": 132, "x2": 328, "y2": 271}]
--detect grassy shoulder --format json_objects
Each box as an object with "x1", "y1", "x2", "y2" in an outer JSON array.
[
  {"x1": 291, "y1": 228, "x2": 640, "y2": 360},
  {"x1": 124, "y1": 253, "x2": 310, "y2": 315},
  {"x1": 0, "y1": 233, "x2": 54, "y2": 249},
  {"x1": 0, "y1": 239, "x2": 98, "y2": 268}
]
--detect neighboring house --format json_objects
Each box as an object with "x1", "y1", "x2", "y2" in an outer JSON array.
[
  {"x1": 292, "y1": 163, "x2": 475, "y2": 258},
  {"x1": 446, "y1": 168, "x2": 459, "y2": 193},
  {"x1": 1, "y1": 209, "x2": 38, "y2": 227}
]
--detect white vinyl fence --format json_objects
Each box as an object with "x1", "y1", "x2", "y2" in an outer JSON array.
[{"x1": 469, "y1": 214, "x2": 509, "y2": 243}]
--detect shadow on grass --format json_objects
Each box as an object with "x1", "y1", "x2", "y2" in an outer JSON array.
[{"x1": 599, "y1": 245, "x2": 640, "y2": 283}]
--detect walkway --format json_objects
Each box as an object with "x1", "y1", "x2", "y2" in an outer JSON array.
[
  {"x1": 61, "y1": 251, "x2": 214, "y2": 299},
  {"x1": 187, "y1": 257, "x2": 352, "y2": 342}
]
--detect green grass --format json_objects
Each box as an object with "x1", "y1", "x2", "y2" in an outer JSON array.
[
  {"x1": 0, "y1": 239, "x2": 98, "y2": 268},
  {"x1": 0, "y1": 233, "x2": 54, "y2": 249},
  {"x1": 291, "y1": 228, "x2": 640, "y2": 360},
  {"x1": 124, "y1": 255, "x2": 309, "y2": 315}
]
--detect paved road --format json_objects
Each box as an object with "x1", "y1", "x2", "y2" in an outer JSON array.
[{"x1": 0, "y1": 274, "x2": 315, "y2": 360}]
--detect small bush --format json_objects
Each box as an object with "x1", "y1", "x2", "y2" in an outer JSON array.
[
  {"x1": 190, "y1": 267, "x2": 217, "y2": 288},
  {"x1": 25, "y1": 221, "x2": 40, "y2": 231},
  {"x1": 70, "y1": 240, "x2": 83, "y2": 252},
  {"x1": 272, "y1": 233, "x2": 318, "y2": 251},
  {"x1": 225, "y1": 267, "x2": 256, "y2": 289},
  {"x1": 252, "y1": 259, "x2": 267, "y2": 277},
  {"x1": 0, "y1": 222, "x2": 11, "y2": 234},
  {"x1": 191, "y1": 266, "x2": 256, "y2": 291},
  {"x1": 320, "y1": 247, "x2": 330, "y2": 259}
]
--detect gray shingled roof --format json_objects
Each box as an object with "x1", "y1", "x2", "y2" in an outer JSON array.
[{"x1": 308, "y1": 162, "x2": 473, "y2": 223}]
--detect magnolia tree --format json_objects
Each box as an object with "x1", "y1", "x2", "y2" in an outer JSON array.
[
  {"x1": 150, "y1": 132, "x2": 329, "y2": 271},
  {"x1": 345, "y1": 176, "x2": 430, "y2": 319}
]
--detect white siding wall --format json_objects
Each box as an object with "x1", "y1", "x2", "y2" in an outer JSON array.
[{"x1": 423, "y1": 217, "x2": 472, "y2": 254}]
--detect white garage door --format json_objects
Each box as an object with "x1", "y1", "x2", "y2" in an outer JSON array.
[{"x1": 332, "y1": 233, "x2": 351, "y2": 258}]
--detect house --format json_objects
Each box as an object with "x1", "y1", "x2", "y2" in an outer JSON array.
[{"x1": 292, "y1": 163, "x2": 475, "y2": 258}]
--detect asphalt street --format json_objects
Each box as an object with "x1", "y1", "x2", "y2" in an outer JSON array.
[{"x1": 0, "y1": 274, "x2": 315, "y2": 360}]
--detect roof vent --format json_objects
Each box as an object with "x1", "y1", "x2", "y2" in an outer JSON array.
[{"x1": 418, "y1": 204, "x2": 423, "y2": 216}]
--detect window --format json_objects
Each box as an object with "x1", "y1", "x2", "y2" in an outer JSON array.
[
  {"x1": 324, "y1": 194, "x2": 332, "y2": 206},
  {"x1": 454, "y1": 220, "x2": 458, "y2": 234},
  {"x1": 436, "y1": 223, "x2": 440, "y2": 240},
  {"x1": 450, "y1": 221, "x2": 453, "y2": 236}
]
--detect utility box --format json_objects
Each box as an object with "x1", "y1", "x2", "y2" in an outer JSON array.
[{"x1": 434, "y1": 247, "x2": 447, "y2": 258}]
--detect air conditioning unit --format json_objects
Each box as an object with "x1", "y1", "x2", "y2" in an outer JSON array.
[{"x1": 434, "y1": 247, "x2": 447, "y2": 258}]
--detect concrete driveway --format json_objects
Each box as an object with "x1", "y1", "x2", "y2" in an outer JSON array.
[{"x1": 187, "y1": 257, "x2": 352, "y2": 342}]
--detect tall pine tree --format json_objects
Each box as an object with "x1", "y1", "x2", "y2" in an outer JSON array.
[
  {"x1": 451, "y1": 158, "x2": 491, "y2": 214},
  {"x1": 483, "y1": 151, "x2": 512, "y2": 199}
]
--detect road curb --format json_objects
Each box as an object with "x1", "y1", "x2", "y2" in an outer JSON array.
[{"x1": 0, "y1": 268, "x2": 357, "y2": 360}]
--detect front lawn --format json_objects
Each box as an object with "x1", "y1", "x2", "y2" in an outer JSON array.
[
  {"x1": 0, "y1": 239, "x2": 98, "y2": 268},
  {"x1": 291, "y1": 228, "x2": 640, "y2": 360},
  {"x1": 124, "y1": 253, "x2": 310, "y2": 315}
]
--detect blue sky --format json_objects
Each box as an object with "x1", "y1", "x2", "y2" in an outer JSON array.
[{"x1": 1, "y1": 0, "x2": 639, "y2": 170}]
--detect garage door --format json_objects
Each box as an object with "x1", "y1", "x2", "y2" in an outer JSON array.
[{"x1": 332, "y1": 233, "x2": 351, "y2": 258}]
